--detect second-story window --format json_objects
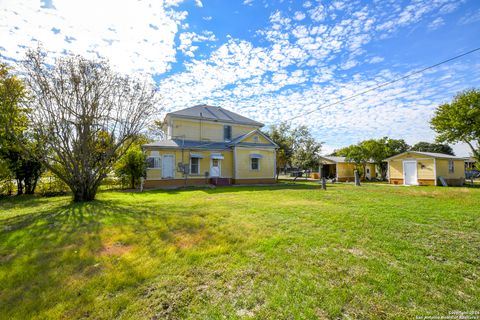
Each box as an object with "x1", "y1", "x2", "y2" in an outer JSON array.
[{"x1": 224, "y1": 125, "x2": 232, "y2": 141}]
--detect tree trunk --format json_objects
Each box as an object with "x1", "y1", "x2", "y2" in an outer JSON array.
[
  {"x1": 131, "y1": 175, "x2": 135, "y2": 189},
  {"x1": 72, "y1": 185, "x2": 97, "y2": 202},
  {"x1": 17, "y1": 179, "x2": 23, "y2": 195}
]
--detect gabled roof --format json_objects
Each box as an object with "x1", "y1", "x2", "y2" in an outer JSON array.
[
  {"x1": 142, "y1": 130, "x2": 278, "y2": 150},
  {"x1": 166, "y1": 104, "x2": 264, "y2": 127},
  {"x1": 228, "y1": 129, "x2": 278, "y2": 148},
  {"x1": 384, "y1": 151, "x2": 465, "y2": 161},
  {"x1": 320, "y1": 156, "x2": 347, "y2": 163}
]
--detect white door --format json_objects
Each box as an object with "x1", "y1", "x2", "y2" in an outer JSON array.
[
  {"x1": 403, "y1": 161, "x2": 417, "y2": 185},
  {"x1": 162, "y1": 155, "x2": 174, "y2": 178},
  {"x1": 210, "y1": 159, "x2": 221, "y2": 177}
]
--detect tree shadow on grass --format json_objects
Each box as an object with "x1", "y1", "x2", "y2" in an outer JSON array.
[
  {"x1": 142, "y1": 181, "x2": 340, "y2": 196},
  {"x1": 0, "y1": 196, "x2": 232, "y2": 318}
]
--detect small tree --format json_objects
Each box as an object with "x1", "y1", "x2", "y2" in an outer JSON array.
[
  {"x1": 410, "y1": 141, "x2": 454, "y2": 155},
  {"x1": 20, "y1": 49, "x2": 160, "y2": 202},
  {"x1": 114, "y1": 146, "x2": 146, "y2": 189},
  {"x1": 267, "y1": 122, "x2": 294, "y2": 179},
  {"x1": 431, "y1": 89, "x2": 480, "y2": 161},
  {"x1": 291, "y1": 125, "x2": 322, "y2": 171},
  {"x1": 341, "y1": 145, "x2": 368, "y2": 178},
  {"x1": 0, "y1": 63, "x2": 43, "y2": 195}
]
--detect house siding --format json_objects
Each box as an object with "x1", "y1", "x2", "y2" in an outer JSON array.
[
  {"x1": 171, "y1": 118, "x2": 258, "y2": 142},
  {"x1": 388, "y1": 152, "x2": 435, "y2": 181},
  {"x1": 241, "y1": 134, "x2": 271, "y2": 144},
  {"x1": 387, "y1": 152, "x2": 465, "y2": 186},
  {"x1": 144, "y1": 107, "x2": 277, "y2": 189},
  {"x1": 436, "y1": 159, "x2": 465, "y2": 186},
  {"x1": 235, "y1": 148, "x2": 275, "y2": 179},
  {"x1": 145, "y1": 148, "x2": 234, "y2": 180},
  {"x1": 336, "y1": 162, "x2": 376, "y2": 181}
]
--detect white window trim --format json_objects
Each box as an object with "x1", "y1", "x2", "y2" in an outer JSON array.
[
  {"x1": 250, "y1": 157, "x2": 260, "y2": 171},
  {"x1": 210, "y1": 159, "x2": 222, "y2": 177},
  {"x1": 146, "y1": 156, "x2": 161, "y2": 169},
  {"x1": 448, "y1": 159, "x2": 454, "y2": 173},
  {"x1": 224, "y1": 125, "x2": 232, "y2": 142},
  {"x1": 161, "y1": 154, "x2": 175, "y2": 179},
  {"x1": 189, "y1": 157, "x2": 201, "y2": 175},
  {"x1": 402, "y1": 160, "x2": 418, "y2": 185}
]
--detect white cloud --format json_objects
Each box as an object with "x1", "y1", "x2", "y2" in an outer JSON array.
[
  {"x1": 178, "y1": 31, "x2": 217, "y2": 58},
  {"x1": 428, "y1": 17, "x2": 445, "y2": 30},
  {"x1": 459, "y1": 9, "x2": 480, "y2": 25},
  {"x1": 308, "y1": 4, "x2": 326, "y2": 22},
  {"x1": 0, "y1": 0, "x2": 188, "y2": 74},
  {"x1": 293, "y1": 11, "x2": 306, "y2": 21},
  {"x1": 0, "y1": 0, "x2": 476, "y2": 155},
  {"x1": 303, "y1": 1, "x2": 312, "y2": 9},
  {"x1": 194, "y1": 0, "x2": 203, "y2": 8},
  {"x1": 368, "y1": 56, "x2": 384, "y2": 64}
]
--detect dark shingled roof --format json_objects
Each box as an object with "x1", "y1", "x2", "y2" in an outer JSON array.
[
  {"x1": 166, "y1": 104, "x2": 264, "y2": 127},
  {"x1": 143, "y1": 139, "x2": 229, "y2": 150},
  {"x1": 143, "y1": 139, "x2": 276, "y2": 150}
]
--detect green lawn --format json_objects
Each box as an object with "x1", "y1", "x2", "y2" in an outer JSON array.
[{"x1": 1, "y1": 183, "x2": 479, "y2": 319}]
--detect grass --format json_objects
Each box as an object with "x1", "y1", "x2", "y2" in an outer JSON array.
[{"x1": 1, "y1": 183, "x2": 479, "y2": 319}]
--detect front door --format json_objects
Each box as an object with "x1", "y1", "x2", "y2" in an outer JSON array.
[
  {"x1": 210, "y1": 159, "x2": 221, "y2": 177},
  {"x1": 403, "y1": 161, "x2": 417, "y2": 185},
  {"x1": 162, "y1": 155, "x2": 174, "y2": 178}
]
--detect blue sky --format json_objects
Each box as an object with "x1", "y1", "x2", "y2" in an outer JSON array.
[{"x1": 1, "y1": 0, "x2": 480, "y2": 155}]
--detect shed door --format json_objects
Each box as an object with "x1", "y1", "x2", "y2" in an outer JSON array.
[
  {"x1": 162, "y1": 155, "x2": 174, "y2": 179},
  {"x1": 403, "y1": 161, "x2": 417, "y2": 185}
]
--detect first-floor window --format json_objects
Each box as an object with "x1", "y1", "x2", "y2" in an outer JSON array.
[
  {"x1": 448, "y1": 159, "x2": 454, "y2": 173},
  {"x1": 146, "y1": 157, "x2": 161, "y2": 168},
  {"x1": 190, "y1": 157, "x2": 200, "y2": 174},
  {"x1": 251, "y1": 158, "x2": 259, "y2": 170}
]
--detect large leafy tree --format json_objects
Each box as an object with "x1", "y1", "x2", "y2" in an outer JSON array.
[
  {"x1": 267, "y1": 122, "x2": 294, "y2": 179},
  {"x1": 336, "y1": 144, "x2": 368, "y2": 177},
  {"x1": 291, "y1": 125, "x2": 322, "y2": 170},
  {"x1": 0, "y1": 63, "x2": 43, "y2": 195},
  {"x1": 19, "y1": 49, "x2": 160, "y2": 202},
  {"x1": 410, "y1": 141, "x2": 454, "y2": 155},
  {"x1": 333, "y1": 137, "x2": 409, "y2": 179},
  {"x1": 431, "y1": 89, "x2": 480, "y2": 161}
]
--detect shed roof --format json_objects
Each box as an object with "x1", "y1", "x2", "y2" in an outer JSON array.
[
  {"x1": 166, "y1": 104, "x2": 264, "y2": 127},
  {"x1": 143, "y1": 139, "x2": 229, "y2": 150},
  {"x1": 319, "y1": 156, "x2": 374, "y2": 164},
  {"x1": 384, "y1": 151, "x2": 465, "y2": 161}
]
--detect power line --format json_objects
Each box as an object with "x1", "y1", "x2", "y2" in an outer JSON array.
[{"x1": 286, "y1": 46, "x2": 480, "y2": 121}]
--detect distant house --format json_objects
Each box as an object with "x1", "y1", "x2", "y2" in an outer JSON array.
[
  {"x1": 318, "y1": 156, "x2": 376, "y2": 182},
  {"x1": 385, "y1": 151, "x2": 465, "y2": 186},
  {"x1": 142, "y1": 105, "x2": 278, "y2": 188},
  {"x1": 465, "y1": 157, "x2": 477, "y2": 170}
]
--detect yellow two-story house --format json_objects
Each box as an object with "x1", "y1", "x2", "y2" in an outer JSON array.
[{"x1": 142, "y1": 104, "x2": 278, "y2": 188}]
